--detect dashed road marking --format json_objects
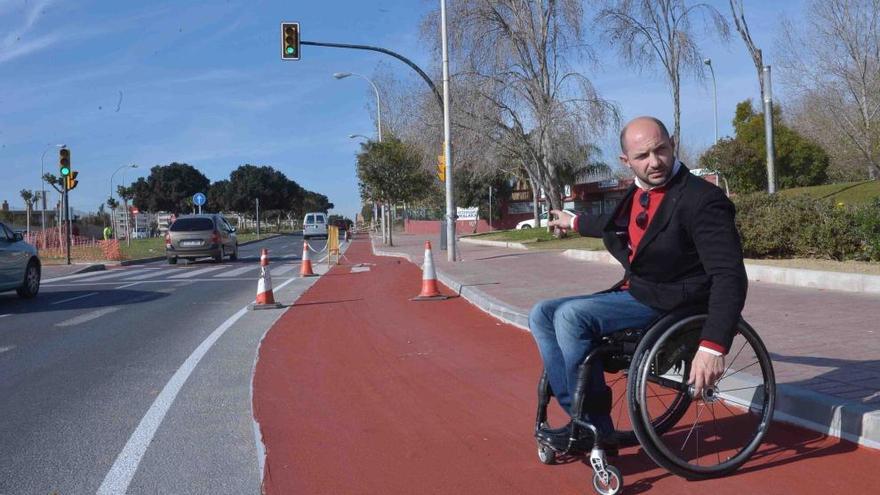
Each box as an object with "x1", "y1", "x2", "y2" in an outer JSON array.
[
  {"x1": 55, "y1": 307, "x2": 120, "y2": 327},
  {"x1": 168, "y1": 266, "x2": 225, "y2": 279},
  {"x1": 115, "y1": 282, "x2": 140, "y2": 289}
]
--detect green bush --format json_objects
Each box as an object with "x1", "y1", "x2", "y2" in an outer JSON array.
[{"x1": 733, "y1": 193, "x2": 880, "y2": 261}]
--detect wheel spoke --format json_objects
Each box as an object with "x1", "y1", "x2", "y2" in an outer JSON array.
[
  {"x1": 720, "y1": 360, "x2": 760, "y2": 381},
  {"x1": 721, "y1": 340, "x2": 748, "y2": 379},
  {"x1": 680, "y1": 402, "x2": 706, "y2": 451},
  {"x1": 710, "y1": 403, "x2": 722, "y2": 465}
]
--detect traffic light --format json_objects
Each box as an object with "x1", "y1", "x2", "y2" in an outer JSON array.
[
  {"x1": 281, "y1": 22, "x2": 300, "y2": 60},
  {"x1": 66, "y1": 170, "x2": 79, "y2": 191},
  {"x1": 59, "y1": 148, "x2": 71, "y2": 178},
  {"x1": 437, "y1": 154, "x2": 446, "y2": 182}
]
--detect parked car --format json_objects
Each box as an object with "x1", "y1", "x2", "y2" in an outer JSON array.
[
  {"x1": 131, "y1": 227, "x2": 150, "y2": 239},
  {"x1": 516, "y1": 209, "x2": 577, "y2": 229},
  {"x1": 303, "y1": 212, "x2": 328, "y2": 240},
  {"x1": 165, "y1": 214, "x2": 238, "y2": 264},
  {"x1": 0, "y1": 221, "x2": 41, "y2": 298}
]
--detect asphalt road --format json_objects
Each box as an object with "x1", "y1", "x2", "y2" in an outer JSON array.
[{"x1": 0, "y1": 234, "x2": 327, "y2": 494}]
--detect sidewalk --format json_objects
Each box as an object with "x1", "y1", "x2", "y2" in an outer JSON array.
[{"x1": 373, "y1": 232, "x2": 880, "y2": 450}]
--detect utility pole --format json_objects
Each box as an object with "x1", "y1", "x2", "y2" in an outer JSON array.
[
  {"x1": 256, "y1": 198, "x2": 261, "y2": 237},
  {"x1": 440, "y1": 0, "x2": 456, "y2": 262},
  {"x1": 762, "y1": 66, "x2": 777, "y2": 194}
]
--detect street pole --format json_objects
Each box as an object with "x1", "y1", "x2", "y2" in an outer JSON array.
[
  {"x1": 762, "y1": 66, "x2": 777, "y2": 194},
  {"x1": 256, "y1": 198, "x2": 260, "y2": 237},
  {"x1": 440, "y1": 0, "x2": 456, "y2": 262},
  {"x1": 488, "y1": 186, "x2": 492, "y2": 230},
  {"x1": 63, "y1": 175, "x2": 71, "y2": 265},
  {"x1": 704, "y1": 58, "x2": 718, "y2": 144}
]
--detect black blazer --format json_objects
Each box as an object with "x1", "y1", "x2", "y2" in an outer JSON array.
[{"x1": 575, "y1": 165, "x2": 748, "y2": 350}]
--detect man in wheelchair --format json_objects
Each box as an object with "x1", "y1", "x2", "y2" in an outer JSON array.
[{"x1": 530, "y1": 116, "x2": 748, "y2": 454}]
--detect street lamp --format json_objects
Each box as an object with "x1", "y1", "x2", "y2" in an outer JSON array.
[
  {"x1": 704, "y1": 58, "x2": 718, "y2": 144},
  {"x1": 110, "y1": 164, "x2": 138, "y2": 241},
  {"x1": 335, "y1": 71, "x2": 390, "y2": 245},
  {"x1": 333, "y1": 72, "x2": 382, "y2": 142},
  {"x1": 40, "y1": 143, "x2": 65, "y2": 231}
]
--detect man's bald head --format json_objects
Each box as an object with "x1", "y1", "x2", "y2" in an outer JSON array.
[{"x1": 619, "y1": 116, "x2": 671, "y2": 153}]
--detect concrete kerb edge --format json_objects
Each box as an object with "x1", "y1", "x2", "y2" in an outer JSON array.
[
  {"x1": 458, "y1": 237, "x2": 529, "y2": 250},
  {"x1": 370, "y1": 236, "x2": 880, "y2": 449}
]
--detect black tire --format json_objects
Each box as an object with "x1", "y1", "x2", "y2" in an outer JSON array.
[
  {"x1": 229, "y1": 243, "x2": 238, "y2": 261},
  {"x1": 520, "y1": 225, "x2": 532, "y2": 229},
  {"x1": 592, "y1": 465, "x2": 622, "y2": 495},
  {"x1": 628, "y1": 315, "x2": 775, "y2": 480},
  {"x1": 16, "y1": 260, "x2": 40, "y2": 298},
  {"x1": 167, "y1": 257, "x2": 177, "y2": 265},
  {"x1": 214, "y1": 246, "x2": 224, "y2": 263}
]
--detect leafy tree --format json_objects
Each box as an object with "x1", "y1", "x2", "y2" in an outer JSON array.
[
  {"x1": 700, "y1": 100, "x2": 829, "y2": 193},
  {"x1": 357, "y1": 138, "x2": 433, "y2": 245},
  {"x1": 130, "y1": 163, "x2": 210, "y2": 213},
  {"x1": 224, "y1": 165, "x2": 304, "y2": 213},
  {"x1": 302, "y1": 191, "x2": 333, "y2": 214}
]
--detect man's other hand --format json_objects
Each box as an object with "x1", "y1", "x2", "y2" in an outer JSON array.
[
  {"x1": 688, "y1": 351, "x2": 724, "y2": 398},
  {"x1": 548, "y1": 209, "x2": 575, "y2": 231}
]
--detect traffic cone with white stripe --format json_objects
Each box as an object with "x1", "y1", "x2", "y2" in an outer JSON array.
[
  {"x1": 300, "y1": 240, "x2": 318, "y2": 277},
  {"x1": 250, "y1": 248, "x2": 283, "y2": 310},
  {"x1": 411, "y1": 241, "x2": 448, "y2": 301}
]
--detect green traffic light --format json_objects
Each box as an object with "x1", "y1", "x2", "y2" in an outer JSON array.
[
  {"x1": 60, "y1": 166, "x2": 70, "y2": 176},
  {"x1": 286, "y1": 46, "x2": 294, "y2": 55}
]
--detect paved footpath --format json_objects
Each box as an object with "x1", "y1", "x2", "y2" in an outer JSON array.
[
  {"x1": 375, "y1": 233, "x2": 880, "y2": 450},
  {"x1": 253, "y1": 235, "x2": 880, "y2": 495}
]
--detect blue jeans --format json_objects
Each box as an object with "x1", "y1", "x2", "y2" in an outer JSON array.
[{"x1": 529, "y1": 290, "x2": 660, "y2": 427}]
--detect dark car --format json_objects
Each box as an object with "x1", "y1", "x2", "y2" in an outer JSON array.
[{"x1": 165, "y1": 214, "x2": 238, "y2": 264}]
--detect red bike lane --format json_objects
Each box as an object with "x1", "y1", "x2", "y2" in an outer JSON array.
[{"x1": 253, "y1": 237, "x2": 880, "y2": 494}]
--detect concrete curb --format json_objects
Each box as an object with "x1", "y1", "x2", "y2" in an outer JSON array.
[
  {"x1": 372, "y1": 236, "x2": 880, "y2": 450},
  {"x1": 459, "y1": 237, "x2": 529, "y2": 250}
]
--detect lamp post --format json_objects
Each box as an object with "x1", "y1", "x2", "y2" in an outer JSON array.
[
  {"x1": 335, "y1": 71, "x2": 390, "y2": 245},
  {"x1": 440, "y1": 0, "x2": 456, "y2": 261},
  {"x1": 110, "y1": 164, "x2": 138, "y2": 242},
  {"x1": 704, "y1": 58, "x2": 718, "y2": 144},
  {"x1": 40, "y1": 143, "x2": 65, "y2": 232}
]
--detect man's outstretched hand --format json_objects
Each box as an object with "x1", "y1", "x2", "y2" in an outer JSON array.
[
  {"x1": 688, "y1": 351, "x2": 725, "y2": 398},
  {"x1": 548, "y1": 209, "x2": 576, "y2": 231}
]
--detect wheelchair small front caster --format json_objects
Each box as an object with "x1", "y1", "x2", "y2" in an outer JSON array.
[
  {"x1": 537, "y1": 441, "x2": 557, "y2": 465},
  {"x1": 591, "y1": 465, "x2": 622, "y2": 495}
]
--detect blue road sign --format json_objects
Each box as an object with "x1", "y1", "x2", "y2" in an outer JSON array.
[{"x1": 193, "y1": 192, "x2": 206, "y2": 206}]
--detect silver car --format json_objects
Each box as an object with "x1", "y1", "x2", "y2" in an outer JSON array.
[
  {"x1": 165, "y1": 214, "x2": 238, "y2": 264},
  {"x1": 0, "y1": 222, "x2": 41, "y2": 298}
]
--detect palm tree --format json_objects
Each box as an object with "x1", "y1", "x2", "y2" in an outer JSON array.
[{"x1": 20, "y1": 189, "x2": 35, "y2": 236}]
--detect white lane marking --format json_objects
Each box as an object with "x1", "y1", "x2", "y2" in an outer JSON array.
[
  {"x1": 43, "y1": 277, "x2": 300, "y2": 287},
  {"x1": 270, "y1": 265, "x2": 294, "y2": 277},
  {"x1": 115, "y1": 282, "x2": 140, "y2": 290},
  {"x1": 0, "y1": 314, "x2": 10, "y2": 318},
  {"x1": 55, "y1": 307, "x2": 120, "y2": 327},
  {"x1": 0, "y1": 345, "x2": 15, "y2": 354},
  {"x1": 50, "y1": 292, "x2": 100, "y2": 305},
  {"x1": 351, "y1": 266, "x2": 370, "y2": 273},
  {"x1": 128, "y1": 269, "x2": 169, "y2": 280},
  {"x1": 168, "y1": 266, "x2": 225, "y2": 279},
  {"x1": 79, "y1": 269, "x2": 149, "y2": 282},
  {"x1": 96, "y1": 275, "x2": 302, "y2": 495},
  {"x1": 214, "y1": 265, "x2": 256, "y2": 278}
]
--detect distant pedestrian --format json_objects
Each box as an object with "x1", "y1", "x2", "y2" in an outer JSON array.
[
  {"x1": 532, "y1": 116, "x2": 747, "y2": 453},
  {"x1": 103, "y1": 225, "x2": 113, "y2": 240}
]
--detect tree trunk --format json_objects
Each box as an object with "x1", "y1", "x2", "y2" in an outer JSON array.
[
  {"x1": 528, "y1": 176, "x2": 540, "y2": 228},
  {"x1": 387, "y1": 204, "x2": 393, "y2": 247},
  {"x1": 673, "y1": 75, "x2": 681, "y2": 156}
]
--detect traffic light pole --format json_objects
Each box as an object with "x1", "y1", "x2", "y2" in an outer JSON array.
[
  {"x1": 63, "y1": 178, "x2": 71, "y2": 265},
  {"x1": 300, "y1": 41, "x2": 444, "y2": 113}
]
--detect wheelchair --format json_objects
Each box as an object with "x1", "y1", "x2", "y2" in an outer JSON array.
[{"x1": 534, "y1": 305, "x2": 776, "y2": 495}]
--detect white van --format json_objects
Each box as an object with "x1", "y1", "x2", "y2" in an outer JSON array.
[{"x1": 303, "y1": 212, "x2": 327, "y2": 240}]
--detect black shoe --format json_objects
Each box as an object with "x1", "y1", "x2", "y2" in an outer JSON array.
[{"x1": 536, "y1": 423, "x2": 620, "y2": 457}]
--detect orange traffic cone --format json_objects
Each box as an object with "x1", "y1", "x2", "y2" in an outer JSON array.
[
  {"x1": 300, "y1": 239, "x2": 318, "y2": 277},
  {"x1": 411, "y1": 241, "x2": 448, "y2": 301},
  {"x1": 250, "y1": 249, "x2": 283, "y2": 310}
]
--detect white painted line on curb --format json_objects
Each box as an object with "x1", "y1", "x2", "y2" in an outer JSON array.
[
  {"x1": 50, "y1": 292, "x2": 99, "y2": 305},
  {"x1": 55, "y1": 307, "x2": 120, "y2": 327},
  {"x1": 96, "y1": 275, "x2": 302, "y2": 495}
]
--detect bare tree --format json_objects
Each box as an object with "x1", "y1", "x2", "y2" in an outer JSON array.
[
  {"x1": 728, "y1": 0, "x2": 765, "y2": 99},
  {"x1": 422, "y1": 0, "x2": 617, "y2": 214},
  {"x1": 777, "y1": 0, "x2": 880, "y2": 179},
  {"x1": 20, "y1": 189, "x2": 36, "y2": 235},
  {"x1": 596, "y1": 0, "x2": 729, "y2": 152}
]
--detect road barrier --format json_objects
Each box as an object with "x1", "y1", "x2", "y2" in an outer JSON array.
[{"x1": 328, "y1": 226, "x2": 340, "y2": 265}]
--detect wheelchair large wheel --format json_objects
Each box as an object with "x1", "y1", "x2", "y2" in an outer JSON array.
[{"x1": 628, "y1": 315, "x2": 775, "y2": 480}]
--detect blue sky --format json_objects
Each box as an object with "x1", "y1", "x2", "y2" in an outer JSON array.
[{"x1": 1, "y1": 0, "x2": 806, "y2": 219}]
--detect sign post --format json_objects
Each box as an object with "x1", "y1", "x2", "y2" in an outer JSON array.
[{"x1": 193, "y1": 192, "x2": 206, "y2": 215}]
